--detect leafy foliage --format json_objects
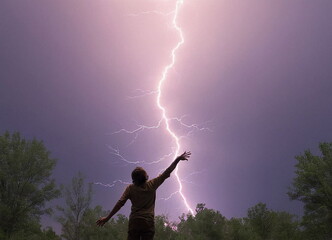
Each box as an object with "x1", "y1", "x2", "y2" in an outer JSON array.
[
  {"x1": 0, "y1": 131, "x2": 60, "y2": 238},
  {"x1": 177, "y1": 203, "x2": 227, "y2": 240},
  {"x1": 245, "y1": 203, "x2": 300, "y2": 240},
  {"x1": 1, "y1": 132, "x2": 329, "y2": 240},
  {"x1": 154, "y1": 215, "x2": 177, "y2": 240},
  {"x1": 57, "y1": 172, "x2": 93, "y2": 240},
  {"x1": 8, "y1": 222, "x2": 61, "y2": 240},
  {"x1": 246, "y1": 202, "x2": 274, "y2": 239},
  {"x1": 288, "y1": 142, "x2": 332, "y2": 239},
  {"x1": 80, "y1": 205, "x2": 129, "y2": 240}
]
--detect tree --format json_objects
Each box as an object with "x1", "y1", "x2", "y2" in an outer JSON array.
[
  {"x1": 245, "y1": 203, "x2": 274, "y2": 240},
  {"x1": 109, "y1": 214, "x2": 129, "y2": 240},
  {"x1": 80, "y1": 205, "x2": 128, "y2": 240},
  {"x1": 57, "y1": 172, "x2": 92, "y2": 240},
  {"x1": 288, "y1": 142, "x2": 332, "y2": 239},
  {"x1": 226, "y1": 218, "x2": 252, "y2": 240},
  {"x1": 64, "y1": 203, "x2": 131, "y2": 240},
  {"x1": 154, "y1": 215, "x2": 177, "y2": 240},
  {"x1": 245, "y1": 203, "x2": 301, "y2": 240},
  {"x1": 0, "y1": 131, "x2": 60, "y2": 238},
  {"x1": 270, "y1": 211, "x2": 301, "y2": 240},
  {"x1": 177, "y1": 203, "x2": 227, "y2": 240},
  {"x1": 8, "y1": 222, "x2": 61, "y2": 240}
]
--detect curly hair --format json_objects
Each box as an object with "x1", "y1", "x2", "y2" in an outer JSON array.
[{"x1": 131, "y1": 167, "x2": 148, "y2": 186}]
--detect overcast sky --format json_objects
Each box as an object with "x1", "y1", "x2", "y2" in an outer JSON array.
[{"x1": 1, "y1": 0, "x2": 332, "y2": 230}]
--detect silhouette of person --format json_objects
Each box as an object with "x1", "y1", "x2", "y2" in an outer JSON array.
[{"x1": 96, "y1": 151, "x2": 191, "y2": 240}]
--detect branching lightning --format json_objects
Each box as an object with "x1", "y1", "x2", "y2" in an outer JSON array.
[
  {"x1": 97, "y1": 0, "x2": 213, "y2": 216},
  {"x1": 94, "y1": 180, "x2": 131, "y2": 188},
  {"x1": 127, "y1": 89, "x2": 158, "y2": 99},
  {"x1": 155, "y1": 0, "x2": 194, "y2": 215},
  {"x1": 126, "y1": 10, "x2": 175, "y2": 18},
  {"x1": 107, "y1": 144, "x2": 174, "y2": 165}
]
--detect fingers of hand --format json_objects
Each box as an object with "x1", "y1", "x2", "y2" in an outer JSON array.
[
  {"x1": 96, "y1": 219, "x2": 105, "y2": 226},
  {"x1": 178, "y1": 151, "x2": 191, "y2": 160},
  {"x1": 183, "y1": 151, "x2": 191, "y2": 159}
]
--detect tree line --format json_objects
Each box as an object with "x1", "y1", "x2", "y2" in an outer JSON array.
[{"x1": 0, "y1": 131, "x2": 331, "y2": 240}]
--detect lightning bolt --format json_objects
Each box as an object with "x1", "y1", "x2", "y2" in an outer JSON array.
[
  {"x1": 98, "y1": 0, "x2": 206, "y2": 216},
  {"x1": 126, "y1": 10, "x2": 175, "y2": 18},
  {"x1": 155, "y1": 0, "x2": 194, "y2": 215},
  {"x1": 94, "y1": 180, "x2": 131, "y2": 188}
]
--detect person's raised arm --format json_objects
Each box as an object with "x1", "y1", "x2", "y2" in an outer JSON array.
[
  {"x1": 150, "y1": 151, "x2": 191, "y2": 190},
  {"x1": 163, "y1": 151, "x2": 191, "y2": 176}
]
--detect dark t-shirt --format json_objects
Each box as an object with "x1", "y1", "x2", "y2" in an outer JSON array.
[{"x1": 116, "y1": 170, "x2": 171, "y2": 222}]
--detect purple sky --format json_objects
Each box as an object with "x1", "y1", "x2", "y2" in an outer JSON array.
[{"x1": 1, "y1": 0, "x2": 332, "y2": 229}]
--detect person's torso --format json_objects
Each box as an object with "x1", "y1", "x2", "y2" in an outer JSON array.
[{"x1": 129, "y1": 181, "x2": 156, "y2": 221}]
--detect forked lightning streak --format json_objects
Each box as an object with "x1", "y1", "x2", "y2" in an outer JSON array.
[
  {"x1": 98, "y1": 0, "x2": 210, "y2": 216},
  {"x1": 155, "y1": 0, "x2": 194, "y2": 215}
]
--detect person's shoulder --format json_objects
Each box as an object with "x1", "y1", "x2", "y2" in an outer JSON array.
[
  {"x1": 148, "y1": 175, "x2": 161, "y2": 183},
  {"x1": 125, "y1": 184, "x2": 134, "y2": 192},
  {"x1": 147, "y1": 173, "x2": 169, "y2": 190},
  {"x1": 147, "y1": 178, "x2": 156, "y2": 183},
  {"x1": 146, "y1": 178, "x2": 158, "y2": 188},
  {"x1": 129, "y1": 182, "x2": 147, "y2": 189}
]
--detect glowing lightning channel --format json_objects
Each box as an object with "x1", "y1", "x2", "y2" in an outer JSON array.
[{"x1": 156, "y1": 0, "x2": 194, "y2": 215}]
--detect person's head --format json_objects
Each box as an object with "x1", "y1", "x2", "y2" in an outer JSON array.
[{"x1": 131, "y1": 167, "x2": 148, "y2": 186}]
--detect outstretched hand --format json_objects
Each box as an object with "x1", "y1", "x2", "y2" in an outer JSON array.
[
  {"x1": 177, "y1": 151, "x2": 191, "y2": 161},
  {"x1": 96, "y1": 217, "x2": 109, "y2": 227}
]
